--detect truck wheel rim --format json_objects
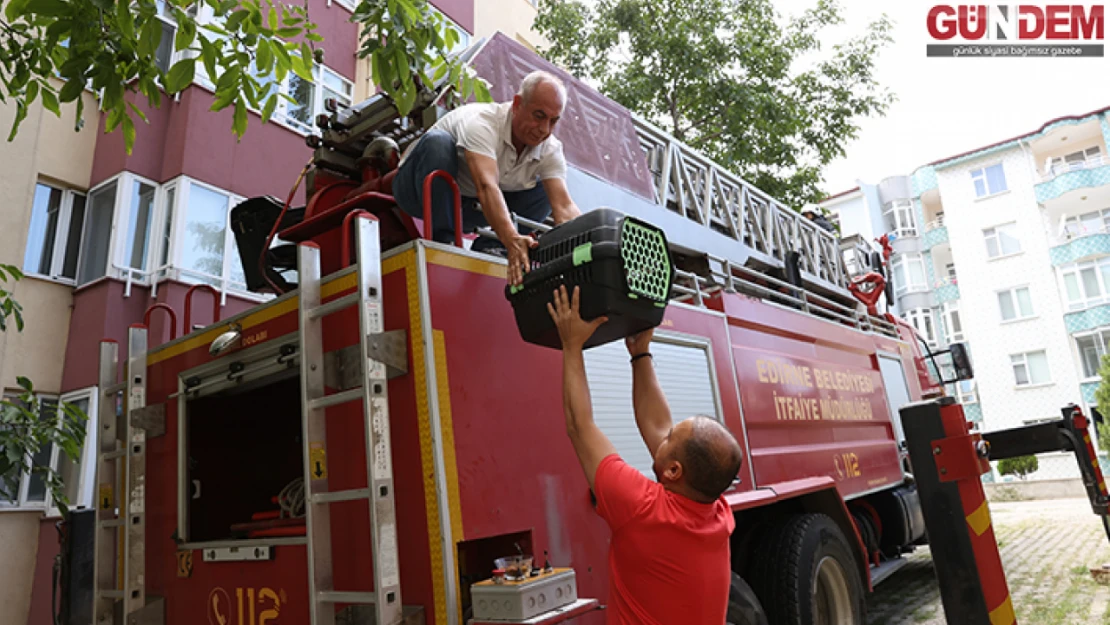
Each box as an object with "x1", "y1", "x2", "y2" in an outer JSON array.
[{"x1": 814, "y1": 555, "x2": 854, "y2": 625}]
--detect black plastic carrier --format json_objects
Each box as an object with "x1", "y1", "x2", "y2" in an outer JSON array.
[{"x1": 504, "y1": 208, "x2": 675, "y2": 350}]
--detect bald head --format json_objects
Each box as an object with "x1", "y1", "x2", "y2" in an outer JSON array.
[{"x1": 679, "y1": 416, "x2": 744, "y2": 502}]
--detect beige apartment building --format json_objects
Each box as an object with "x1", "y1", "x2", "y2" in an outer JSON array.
[{"x1": 0, "y1": 2, "x2": 547, "y2": 623}]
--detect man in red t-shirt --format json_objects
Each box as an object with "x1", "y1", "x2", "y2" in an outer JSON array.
[{"x1": 546, "y1": 285, "x2": 744, "y2": 625}]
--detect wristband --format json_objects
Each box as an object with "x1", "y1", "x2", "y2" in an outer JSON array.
[{"x1": 630, "y1": 352, "x2": 653, "y2": 364}]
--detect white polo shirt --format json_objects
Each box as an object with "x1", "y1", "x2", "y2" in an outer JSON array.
[{"x1": 415, "y1": 100, "x2": 568, "y2": 198}]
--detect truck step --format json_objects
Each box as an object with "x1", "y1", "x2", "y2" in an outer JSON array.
[
  {"x1": 871, "y1": 556, "x2": 911, "y2": 586},
  {"x1": 317, "y1": 590, "x2": 377, "y2": 604}
]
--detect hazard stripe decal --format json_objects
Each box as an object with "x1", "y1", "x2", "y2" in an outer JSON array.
[{"x1": 966, "y1": 500, "x2": 992, "y2": 537}]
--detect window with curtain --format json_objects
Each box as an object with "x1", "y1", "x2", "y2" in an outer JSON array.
[
  {"x1": 983, "y1": 222, "x2": 1021, "y2": 259},
  {"x1": 971, "y1": 163, "x2": 1007, "y2": 198},
  {"x1": 1060, "y1": 258, "x2": 1110, "y2": 311},
  {"x1": 997, "y1": 286, "x2": 1035, "y2": 321},
  {"x1": 1010, "y1": 350, "x2": 1050, "y2": 386}
]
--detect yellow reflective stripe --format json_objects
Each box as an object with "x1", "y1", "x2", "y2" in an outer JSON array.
[
  {"x1": 989, "y1": 594, "x2": 1015, "y2": 625},
  {"x1": 966, "y1": 500, "x2": 992, "y2": 537}
]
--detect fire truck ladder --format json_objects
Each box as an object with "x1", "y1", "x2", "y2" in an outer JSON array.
[
  {"x1": 93, "y1": 326, "x2": 152, "y2": 625},
  {"x1": 297, "y1": 214, "x2": 404, "y2": 625}
]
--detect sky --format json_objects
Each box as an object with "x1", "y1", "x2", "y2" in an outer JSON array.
[{"x1": 769, "y1": 0, "x2": 1110, "y2": 195}]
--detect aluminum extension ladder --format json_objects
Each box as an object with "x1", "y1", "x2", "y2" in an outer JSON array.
[
  {"x1": 93, "y1": 326, "x2": 149, "y2": 624},
  {"x1": 297, "y1": 214, "x2": 404, "y2": 624}
]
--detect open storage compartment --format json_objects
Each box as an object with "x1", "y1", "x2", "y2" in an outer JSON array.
[{"x1": 185, "y1": 370, "x2": 304, "y2": 543}]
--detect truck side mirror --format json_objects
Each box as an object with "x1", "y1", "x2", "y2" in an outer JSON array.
[{"x1": 949, "y1": 343, "x2": 973, "y2": 381}]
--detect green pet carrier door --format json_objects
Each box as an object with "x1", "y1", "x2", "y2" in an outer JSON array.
[{"x1": 504, "y1": 208, "x2": 675, "y2": 350}]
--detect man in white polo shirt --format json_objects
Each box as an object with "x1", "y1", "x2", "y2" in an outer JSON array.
[{"x1": 391, "y1": 70, "x2": 582, "y2": 286}]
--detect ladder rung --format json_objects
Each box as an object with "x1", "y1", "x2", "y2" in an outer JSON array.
[
  {"x1": 312, "y1": 488, "x2": 370, "y2": 504},
  {"x1": 103, "y1": 382, "x2": 126, "y2": 395},
  {"x1": 98, "y1": 590, "x2": 125, "y2": 599},
  {"x1": 308, "y1": 293, "x2": 359, "y2": 320},
  {"x1": 317, "y1": 591, "x2": 376, "y2": 604},
  {"x1": 308, "y1": 387, "x2": 363, "y2": 411},
  {"x1": 100, "y1": 450, "x2": 126, "y2": 461}
]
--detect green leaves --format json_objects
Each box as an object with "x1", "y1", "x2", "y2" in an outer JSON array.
[
  {"x1": 533, "y1": 0, "x2": 893, "y2": 208},
  {"x1": 355, "y1": 0, "x2": 492, "y2": 117},
  {"x1": 0, "y1": 263, "x2": 26, "y2": 333},
  {"x1": 0, "y1": 0, "x2": 482, "y2": 157},
  {"x1": 165, "y1": 59, "x2": 195, "y2": 94}
]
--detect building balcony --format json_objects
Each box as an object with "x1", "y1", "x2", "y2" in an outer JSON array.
[
  {"x1": 963, "y1": 403, "x2": 983, "y2": 423},
  {"x1": 1035, "y1": 155, "x2": 1110, "y2": 203},
  {"x1": 1082, "y1": 381, "x2": 1100, "y2": 404},
  {"x1": 1064, "y1": 302, "x2": 1110, "y2": 334},
  {"x1": 1049, "y1": 230, "x2": 1110, "y2": 266},
  {"x1": 934, "y1": 278, "x2": 960, "y2": 304},
  {"x1": 923, "y1": 219, "x2": 949, "y2": 250},
  {"x1": 911, "y1": 165, "x2": 938, "y2": 196}
]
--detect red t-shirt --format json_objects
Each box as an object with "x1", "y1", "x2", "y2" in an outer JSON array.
[{"x1": 593, "y1": 454, "x2": 736, "y2": 625}]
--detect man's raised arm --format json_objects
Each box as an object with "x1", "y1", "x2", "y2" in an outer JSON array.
[
  {"x1": 547, "y1": 285, "x2": 617, "y2": 489},
  {"x1": 465, "y1": 151, "x2": 537, "y2": 287},
  {"x1": 626, "y1": 330, "x2": 672, "y2": 457}
]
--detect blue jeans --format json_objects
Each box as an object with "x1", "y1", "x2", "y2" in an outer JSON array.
[{"x1": 391, "y1": 129, "x2": 553, "y2": 249}]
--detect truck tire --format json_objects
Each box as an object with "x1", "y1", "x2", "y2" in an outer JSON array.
[
  {"x1": 727, "y1": 572, "x2": 769, "y2": 625},
  {"x1": 750, "y1": 513, "x2": 866, "y2": 625}
]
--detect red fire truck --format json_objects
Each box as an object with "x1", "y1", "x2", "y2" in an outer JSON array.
[{"x1": 83, "y1": 33, "x2": 979, "y2": 625}]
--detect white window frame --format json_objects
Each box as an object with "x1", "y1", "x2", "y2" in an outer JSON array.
[
  {"x1": 942, "y1": 301, "x2": 964, "y2": 343},
  {"x1": 198, "y1": 61, "x2": 354, "y2": 137},
  {"x1": 78, "y1": 172, "x2": 166, "y2": 287},
  {"x1": 971, "y1": 162, "x2": 1008, "y2": 198},
  {"x1": 1, "y1": 388, "x2": 97, "y2": 514},
  {"x1": 1010, "y1": 350, "x2": 1052, "y2": 388},
  {"x1": 22, "y1": 181, "x2": 87, "y2": 285},
  {"x1": 1060, "y1": 207, "x2": 1110, "y2": 241},
  {"x1": 905, "y1": 308, "x2": 937, "y2": 348},
  {"x1": 163, "y1": 176, "x2": 250, "y2": 297},
  {"x1": 996, "y1": 285, "x2": 1035, "y2": 322},
  {"x1": 1074, "y1": 328, "x2": 1110, "y2": 380},
  {"x1": 891, "y1": 254, "x2": 928, "y2": 295},
  {"x1": 152, "y1": 1, "x2": 204, "y2": 74},
  {"x1": 883, "y1": 199, "x2": 917, "y2": 238},
  {"x1": 983, "y1": 222, "x2": 1022, "y2": 260},
  {"x1": 1059, "y1": 257, "x2": 1110, "y2": 312}
]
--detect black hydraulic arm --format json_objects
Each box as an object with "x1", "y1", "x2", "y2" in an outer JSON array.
[{"x1": 982, "y1": 404, "x2": 1110, "y2": 536}]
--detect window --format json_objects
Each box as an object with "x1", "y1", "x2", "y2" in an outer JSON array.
[
  {"x1": 77, "y1": 180, "x2": 118, "y2": 285},
  {"x1": 997, "y1": 286, "x2": 1034, "y2": 321},
  {"x1": 971, "y1": 163, "x2": 1007, "y2": 198},
  {"x1": 22, "y1": 182, "x2": 87, "y2": 282},
  {"x1": 945, "y1": 263, "x2": 957, "y2": 281},
  {"x1": 76, "y1": 174, "x2": 164, "y2": 286},
  {"x1": 242, "y1": 63, "x2": 353, "y2": 135},
  {"x1": 1010, "y1": 350, "x2": 1051, "y2": 387},
  {"x1": 1060, "y1": 258, "x2": 1110, "y2": 311},
  {"x1": 891, "y1": 254, "x2": 928, "y2": 295},
  {"x1": 1, "y1": 389, "x2": 96, "y2": 512},
  {"x1": 942, "y1": 302, "x2": 964, "y2": 343},
  {"x1": 883, "y1": 199, "x2": 917, "y2": 237},
  {"x1": 153, "y1": 1, "x2": 200, "y2": 73},
  {"x1": 1075, "y1": 329, "x2": 1110, "y2": 378},
  {"x1": 956, "y1": 380, "x2": 977, "y2": 404},
  {"x1": 174, "y1": 180, "x2": 247, "y2": 290},
  {"x1": 1061, "y1": 208, "x2": 1110, "y2": 240},
  {"x1": 983, "y1": 222, "x2": 1021, "y2": 259},
  {"x1": 905, "y1": 308, "x2": 936, "y2": 347},
  {"x1": 1047, "y1": 146, "x2": 1103, "y2": 176}
]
